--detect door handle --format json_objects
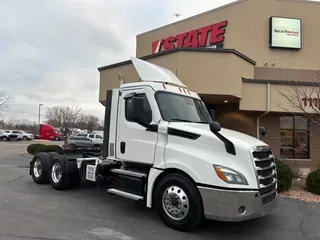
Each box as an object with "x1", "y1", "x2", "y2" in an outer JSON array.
[{"x1": 120, "y1": 142, "x2": 126, "y2": 154}]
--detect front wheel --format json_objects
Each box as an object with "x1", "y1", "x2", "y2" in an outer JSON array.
[{"x1": 154, "y1": 173, "x2": 204, "y2": 232}]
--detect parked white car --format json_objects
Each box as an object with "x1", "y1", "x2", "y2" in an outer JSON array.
[
  {"x1": 4, "y1": 130, "x2": 34, "y2": 140},
  {"x1": 0, "y1": 130, "x2": 18, "y2": 141},
  {"x1": 74, "y1": 132, "x2": 103, "y2": 142},
  {"x1": 87, "y1": 133, "x2": 103, "y2": 142}
]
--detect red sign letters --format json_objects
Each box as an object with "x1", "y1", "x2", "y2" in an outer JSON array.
[
  {"x1": 302, "y1": 97, "x2": 320, "y2": 107},
  {"x1": 152, "y1": 20, "x2": 228, "y2": 54}
]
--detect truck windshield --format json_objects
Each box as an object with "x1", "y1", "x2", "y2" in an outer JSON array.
[{"x1": 155, "y1": 91, "x2": 212, "y2": 123}]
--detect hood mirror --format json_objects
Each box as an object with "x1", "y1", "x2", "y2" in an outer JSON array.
[
  {"x1": 259, "y1": 127, "x2": 266, "y2": 138},
  {"x1": 209, "y1": 121, "x2": 221, "y2": 133}
]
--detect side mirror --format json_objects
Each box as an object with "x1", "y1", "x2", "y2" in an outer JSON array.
[
  {"x1": 131, "y1": 96, "x2": 145, "y2": 122},
  {"x1": 210, "y1": 109, "x2": 216, "y2": 121},
  {"x1": 209, "y1": 121, "x2": 221, "y2": 133},
  {"x1": 259, "y1": 127, "x2": 266, "y2": 137}
]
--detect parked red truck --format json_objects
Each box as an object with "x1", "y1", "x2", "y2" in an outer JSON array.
[{"x1": 39, "y1": 124, "x2": 62, "y2": 141}]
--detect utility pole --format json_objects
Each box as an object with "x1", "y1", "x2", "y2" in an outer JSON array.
[{"x1": 38, "y1": 104, "x2": 43, "y2": 125}]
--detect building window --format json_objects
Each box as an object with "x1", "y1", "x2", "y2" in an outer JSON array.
[{"x1": 280, "y1": 116, "x2": 309, "y2": 159}]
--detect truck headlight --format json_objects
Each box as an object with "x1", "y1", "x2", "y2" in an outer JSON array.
[{"x1": 214, "y1": 165, "x2": 248, "y2": 185}]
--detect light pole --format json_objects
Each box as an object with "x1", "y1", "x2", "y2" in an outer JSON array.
[{"x1": 38, "y1": 104, "x2": 43, "y2": 125}]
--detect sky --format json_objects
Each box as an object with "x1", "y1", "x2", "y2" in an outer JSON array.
[{"x1": 0, "y1": 0, "x2": 236, "y2": 123}]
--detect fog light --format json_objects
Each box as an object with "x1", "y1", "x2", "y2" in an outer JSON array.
[{"x1": 238, "y1": 206, "x2": 246, "y2": 214}]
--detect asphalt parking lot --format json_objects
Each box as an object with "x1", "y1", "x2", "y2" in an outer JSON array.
[{"x1": 0, "y1": 141, "x2": 320, "y2": 240}]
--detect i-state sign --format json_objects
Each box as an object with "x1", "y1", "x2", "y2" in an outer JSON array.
[{"x1": 152, "y1": 20, "x2": 228, "y2": 54}]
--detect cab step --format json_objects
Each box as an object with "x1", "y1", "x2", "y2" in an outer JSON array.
[
  {"x1": 110, "y1": 168, "x2": 147, "y2": 178},
  {"x1": 107, "y1": 188, "x2": 144, "y2": 201}
]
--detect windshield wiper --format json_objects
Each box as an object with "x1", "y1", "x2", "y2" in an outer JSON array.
[
  {"x1": 168, "y1": 118, "x2": 207, "y2": 124},
  {"x1": 169, "y1": 118, "x2": 193, "y2": 122}
]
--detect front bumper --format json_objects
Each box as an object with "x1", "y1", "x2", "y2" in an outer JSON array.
[{"x1": 198, "y1": 186, "x2": 277, "y2": 222}]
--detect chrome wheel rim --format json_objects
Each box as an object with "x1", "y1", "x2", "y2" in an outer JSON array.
[
  {"x1": 33, "y1": 159, "x2": 42, "y2": 178},
  {"x1": 51, "y1": 162, "x2": 62, "y2": 184},
  {"x1": 162, "y1": 185, "x2": 189, "y2": 221}
]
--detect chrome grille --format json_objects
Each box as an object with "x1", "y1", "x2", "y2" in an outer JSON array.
[{"x1": 252, "y1": 148, "x2": 277, "y2": 198}]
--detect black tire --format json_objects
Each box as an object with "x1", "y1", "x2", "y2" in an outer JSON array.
[
  {"x1": 154, "y1": 173, "x2": 204, "y2": 232},
  {"x1": 48, "y1": 152, "x2": 60, "y2": 159},
  {"x1": 2, "y1": 136, "x2": 8, "y2": 141},
  {"x1": 23, "y1": 136, "x2": 28, "y2": 141},
  {"x1": 49, "y1": 156, "x2": 81, "y2": 190},
  {"x1": 49, "y1": 156, "x2": 70, "y2": 190},
  {"x1": 68, "y1": 144, "x2": 77, "y2": 150},
  {"x1": 30, "y1": 152, "x2": 52, "y2": 184}
]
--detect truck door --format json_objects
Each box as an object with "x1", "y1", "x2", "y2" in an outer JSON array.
[{"x1": 117, "y1": 88, "x2": 158, "y2": 165}]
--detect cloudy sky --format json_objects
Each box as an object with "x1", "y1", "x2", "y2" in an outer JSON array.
[{"x1": 1, "y1": 0, "x2": 236, "y2": 123}]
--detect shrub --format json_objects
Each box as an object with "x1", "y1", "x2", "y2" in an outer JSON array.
[
  {"x1": 33, "y1": 145, "x2": 63, "y2": 155},
  {"x1": 306, "y1": 169, "x2": 320, "y2": 195},
  {"x1": 275, "y1": 158, "x2": 293, "y2": 193},
  {"x1": 27, "y1": 143, "x2": 45, "y2": 155}
]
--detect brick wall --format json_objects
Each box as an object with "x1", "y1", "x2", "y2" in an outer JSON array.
[
  {"x1": 213, "y1": 104, "x2": 317, "y2": 168},
  {"x1": 309, "y1": 122, "x2": 320, "y2": 170},
  {"x1": 260, "y1": 113, "x2": 281, "y2": 158},
  {"x1": 215, "y1": 104, "x2": 258, "y2": 137}
]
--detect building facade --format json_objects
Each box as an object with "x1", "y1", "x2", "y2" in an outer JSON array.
[{"x1": 98, "y1": 0, "x2": 320, "y2": 169}]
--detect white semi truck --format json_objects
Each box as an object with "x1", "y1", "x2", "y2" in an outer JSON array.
[{"x1": 29, "y1": 57, "x2": 277, "y2": 232}]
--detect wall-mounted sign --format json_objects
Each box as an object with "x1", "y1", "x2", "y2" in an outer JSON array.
[
  {"x1": 301, "y1": 97, "x2": 320, "y2": 107},
  {"x1": 269, "y1": 17, "x2": 302, "y2": 49},
  {"x1": 152, "y1": 20, "x2": 228, "y2": 54}
]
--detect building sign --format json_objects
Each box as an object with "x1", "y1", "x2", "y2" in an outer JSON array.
[
  {"x1": 269, "y1": 17, "x2": 302, "y2": 49},
  {"x1": 152, "y1": 20, "x2": 228, "y2": 54},
  {"x1": 301, "y1": 97, "x2": 320, "y2": 107}
]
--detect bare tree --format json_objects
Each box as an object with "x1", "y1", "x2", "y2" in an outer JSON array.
[
  {"x1": 45, "y1": 105, "x2": 81, "y2": 145},
  {"x1": 0, "y1": 119, "x2": 4, "y2": 128},
  {"x1": 75, "y1": 114, "x2": 88, "y2": 130},
  {"x1": 275, "y1": 71, "x2": 320, "y2": 125},
  {"x1": 4, "y1": 117, "x2": 18, "y2": 129},
  {"x1": 86, "y1": 115, "x2": 100, "y2": 131},
  {"x1": 0, "y1": 91, "x2": 12, "y2": 117}
]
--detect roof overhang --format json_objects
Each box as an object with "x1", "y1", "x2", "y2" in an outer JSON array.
[{"x1": 98, "y1": 47, "x2": 256, "y2": 72}]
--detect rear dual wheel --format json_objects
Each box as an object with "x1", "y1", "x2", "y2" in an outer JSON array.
[
  {"x1": 30, "y1": 152, "x2": 81, "y2": 190},
  {"x1": 49, "y1": 156, "x2": 81, "y2": 190},
  {"x1": 31, "y1": 153, "x2": 52, "y2": 184}
]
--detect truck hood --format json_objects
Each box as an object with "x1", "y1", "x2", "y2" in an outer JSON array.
[{"x1": 168, "y1": 122, "x2": 267, "y2": 150}]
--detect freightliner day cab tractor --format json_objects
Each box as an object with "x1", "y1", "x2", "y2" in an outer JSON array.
[{"x1": 29, "y1": 57, "x2": 277, "y2": 232}]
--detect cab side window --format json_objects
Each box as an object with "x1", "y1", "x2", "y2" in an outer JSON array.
[{"x1": 125, "y1": 94, "x2": 152, "y2": 123}]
